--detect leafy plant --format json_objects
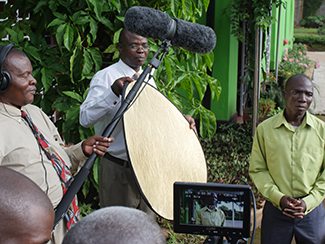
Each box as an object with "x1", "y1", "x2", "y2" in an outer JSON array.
[
  {"x1": 222, "y1": 0, "x2": 283, "y2": 109},
  {"x1": 0, "y1": 0, "x2": 221, "y2": 207},
  {"x1": 0, "y1": 0, "x2": 220, "y2": 142},
  {"x1": 260, "y1": 72, "x2": 285, "y2": 109},
  {"x1": 303, "y1": 0, "x2": 324, "y2": 18},
  {"x1": 317, "y1": 26, "x2": 325, "y2": 35},
  {"x1": 300, "y1": 15, "x2": 325, "y2": 28},
  {"x1": 223, "y1": 0, "x2": 282, "y2": 42},
  {"x1": 278, "y1": 43, "x2": 314, "y2": 81},
  {"x1": 200, "y1": 122, "x2": 264, "y2": 209}
]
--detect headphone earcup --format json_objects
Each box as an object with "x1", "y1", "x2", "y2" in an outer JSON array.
[{"x1": 0, "y1": 70, "x2": 11, "y2": 92}]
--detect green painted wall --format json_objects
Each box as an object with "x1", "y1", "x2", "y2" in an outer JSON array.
[
  {"x1": 210, "y1": 0, "x2": 239, "y2": 121},
  {"x1": 270, "y1": 0, "x2": 295, "y2": 70}
]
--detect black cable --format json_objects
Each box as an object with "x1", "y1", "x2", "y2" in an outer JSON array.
[{"x1": 231, "y1": 177, "x2": 256, "y2": 244}]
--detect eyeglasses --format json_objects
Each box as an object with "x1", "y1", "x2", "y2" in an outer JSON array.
[{"x1": 123, "y1": 43, "x2": 150, "y2": 52}]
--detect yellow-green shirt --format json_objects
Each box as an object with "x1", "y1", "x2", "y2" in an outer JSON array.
[
  {"x1": 249, "y1": 111, "x2": 325, "y2": 213},
  {"x1": 195, "y1": 206, "x2": 226, "y2": 226}
]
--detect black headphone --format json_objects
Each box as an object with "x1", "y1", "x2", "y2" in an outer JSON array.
[{"x1": 0, "y1": 43, "x2": 15, "y2": 93}]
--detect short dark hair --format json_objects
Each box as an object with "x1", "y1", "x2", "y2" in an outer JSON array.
[
  {"x1": 62, "y1": 206, "x2": 166, "y2": 244},
  {"x1": 284, "y1": 74, "x2": 312, "y2": 90}
]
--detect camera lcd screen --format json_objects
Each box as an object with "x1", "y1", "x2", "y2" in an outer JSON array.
[{"x1": 173, "y1": 182, "x2": 251, "y2": 238}]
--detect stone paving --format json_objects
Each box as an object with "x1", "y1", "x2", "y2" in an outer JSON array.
[{"x1": 307, "y1": 52, "x2": 325, "y2": 115}]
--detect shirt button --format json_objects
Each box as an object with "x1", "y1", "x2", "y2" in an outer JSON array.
[
  {"x1": 18, "y1": 119, "x2": 21, "y2": 122},
  {"x1": 293, "y1": 162, "x2": 296, "y2": 165},
  {"x1": 294, "y1": 148, "x2": 296, "y2": 151},
  {"x1": 295, "y1": 191, "x2": 297, "y2": 194}
]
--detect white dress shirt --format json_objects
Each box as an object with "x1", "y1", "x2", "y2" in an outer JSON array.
[{"x1": 80, "y1": 59, "x2": 156, "y2": 160}]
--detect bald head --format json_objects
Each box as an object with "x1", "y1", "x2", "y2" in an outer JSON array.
[
  {"x1": 0, "y1": 166, "x2": 54, "y2": 244},
  {"x1": 62, "y1": 206, "x2": 166, "y2": 244},
  {"x1": 0, "y1": 45, "x2": 27, "y2": 72},
  {"x1": 284, "y1": 74, "x2": 313, "y2": 91}
]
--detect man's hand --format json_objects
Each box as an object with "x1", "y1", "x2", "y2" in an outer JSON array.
[
  {"x1": 280, "y1": 195, "x2": 306, "y2": 219},
  {"x1": 111, "y1": 77, "x2": 135, "y2": 96},
  {"x1": 185, "y1": 115, "x2": 198, "y2": 136},
  {"x1": 82, "y1": 135, "x2": 115, "y2": 157}
]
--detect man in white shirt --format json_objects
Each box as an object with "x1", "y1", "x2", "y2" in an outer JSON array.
[{"x1": 80, "y1": 29, "x2": 196, "y2": 218}]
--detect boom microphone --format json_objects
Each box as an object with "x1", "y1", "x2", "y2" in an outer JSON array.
[{"x1": 124, "y1": 6, "x2": 216, "y2": 54}]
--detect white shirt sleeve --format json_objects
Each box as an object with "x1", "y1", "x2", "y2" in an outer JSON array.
[{"x1": 79, "y1": 70, "x2": 120, "y2": 128}]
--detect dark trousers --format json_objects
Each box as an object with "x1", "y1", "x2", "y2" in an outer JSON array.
[
  {"x1": 99, "y1": 156, "x2": 156, "y2": 220},
  {"x1": 261, "y1": 200, "x2": 325, "y2": 244}
]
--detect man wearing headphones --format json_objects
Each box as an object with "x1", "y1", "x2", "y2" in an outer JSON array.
[{"x1": 0, "y1": 44, "x2": 114, "y2": 243}]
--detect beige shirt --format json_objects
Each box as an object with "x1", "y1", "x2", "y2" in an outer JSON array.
[{"x1": 0, "y1": 103, "x2": 87, "y2": 208}]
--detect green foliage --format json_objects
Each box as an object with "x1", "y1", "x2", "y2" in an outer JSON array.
[
  {"x1": 200, "y1": 122, "x2": 264, "y2": 208},
  {"x1": 223, "y1": 0, "x2": 283, "y2": 108},
  {"x1": 294, "y1": 34, "x2": 325, "y2": 46},
  {"x1": 317, "y1": 26, "x2": 325, "y2": 35},
  {"x1": 278, "y1": 43, "x2": 314, "y2": 80},
  {"x1": 300, "y1": 15, "x2": 325, "y2": 28},
  {"x1": 223, "y1": 0, "x2": 282, "y2": 42},
  {"x1": 0, "y1": 0, "x2": 221, "y2": 208},
  {"x1": 79, "y1": 202, "x2": 95, "y2": 218},
  {"x1": 303, "y1": 0, "x2": 323, "y2": 18},
  {"x1": 294, "y1": 28, "x2": 318, "y2": 35},
  {"x1": 260, "y1": 72, "x2": 285, "y2": 110}
]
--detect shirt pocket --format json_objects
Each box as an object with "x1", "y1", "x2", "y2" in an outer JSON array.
[{"x1": 300, "y1": 146, "x2": 323, "y2": 173}]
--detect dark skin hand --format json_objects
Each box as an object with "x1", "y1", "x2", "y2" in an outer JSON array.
[
  {"x1": 111, "y1": 77, "x2": 135, "y2": 96},
  {"x1": 280, "y1": 195, "x2": 306, "y2": 219},
  {"x1": 82, "y1": 135, "x2": 115, "y2": 157}
]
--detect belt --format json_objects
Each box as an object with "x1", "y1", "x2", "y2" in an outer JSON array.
[{"x1": 104, "y1": 153, "x2": 129, "y2": 168}]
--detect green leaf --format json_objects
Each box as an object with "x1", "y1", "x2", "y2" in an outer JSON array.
[
  {"x1": 88, "y1": 0, "x2": 104, "y2": 20},
  {"x1": 82, "y1": 177, "x2": 90, "y2": 198},
  {"x1": 62, "y1": 91, "x2": 83, "y2": 103},
  {"x1": 47, "y1": 18, "x2": 66, "y2": 28},
  {"x1": 53, "y1": 98, "x2": 70, "y2": 112},
  {"x1": 164, "y1": 58, "x2": 172, "y2": 82},
  {"x1": 89, "y1": 18, "x2": 98, "y2": 43},
  {"x1": 113, "y1": 28, "x2": 122, "y2": 44},
  {"x1": 41, "y1": 67, "x2": 55, "y2": 92},
  {"x1": 88, "y1": 47, "x2": 102, "y2": 72},
  {"x1": 104, "y1": 44, "x2": 117, "y2": 53},
  {"x1": 110, "y1": 0, "x2": 121, "y2": 13},
  {"x1": 199, "y1": 107, "x2": 216, "y2": 139},
  {"x1": 63, "y1": 104, "x2": 80, "y2": 136},
  {"x1": 92, "y1": 158, "x2": 100, "y2": 185},
  {"x1": 5, "y1": 28, "x2": 18, "y2": 42},
  {"x1": 99, "y1": 16, "x2": 114, "y2": 31},
  {"x1": 64, "y1": 23, "x2": 74, "y2": 51},
  {"x1": 83, "y1": 49, "x2": 93, "y2": 75},
  {"x1": 24, "y1": 45, "x2": 41, "y2": 61},
  {"x1": 55, "y1": 24, "x2": 66, "y2": 47}
]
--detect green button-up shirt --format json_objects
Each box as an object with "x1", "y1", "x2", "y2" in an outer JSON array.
[
  {"x1": 249, "y1": 111, "x2": 325, "y2": 213},
  {"x1": 195, "y1": 206, "x2": 226, "y2": 226}
]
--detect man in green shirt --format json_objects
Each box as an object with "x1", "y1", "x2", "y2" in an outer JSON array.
[
  {"x1": 195, "y1": 192, "x2": 226, "y2": 226},
  {"x1": 249, "y1": 74, "x2": 325, "y2": 243}
]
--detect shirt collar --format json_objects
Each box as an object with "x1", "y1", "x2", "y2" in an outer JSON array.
[
  {"x1": 0, "y1": 103, "x2": 22, "y2": 118},
  {"x1": 274, "y1": 110, "x2": 312, "y2": 131},
  {"x1": 118, "y1": 59, "x2": 143, "y2": 77}
]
